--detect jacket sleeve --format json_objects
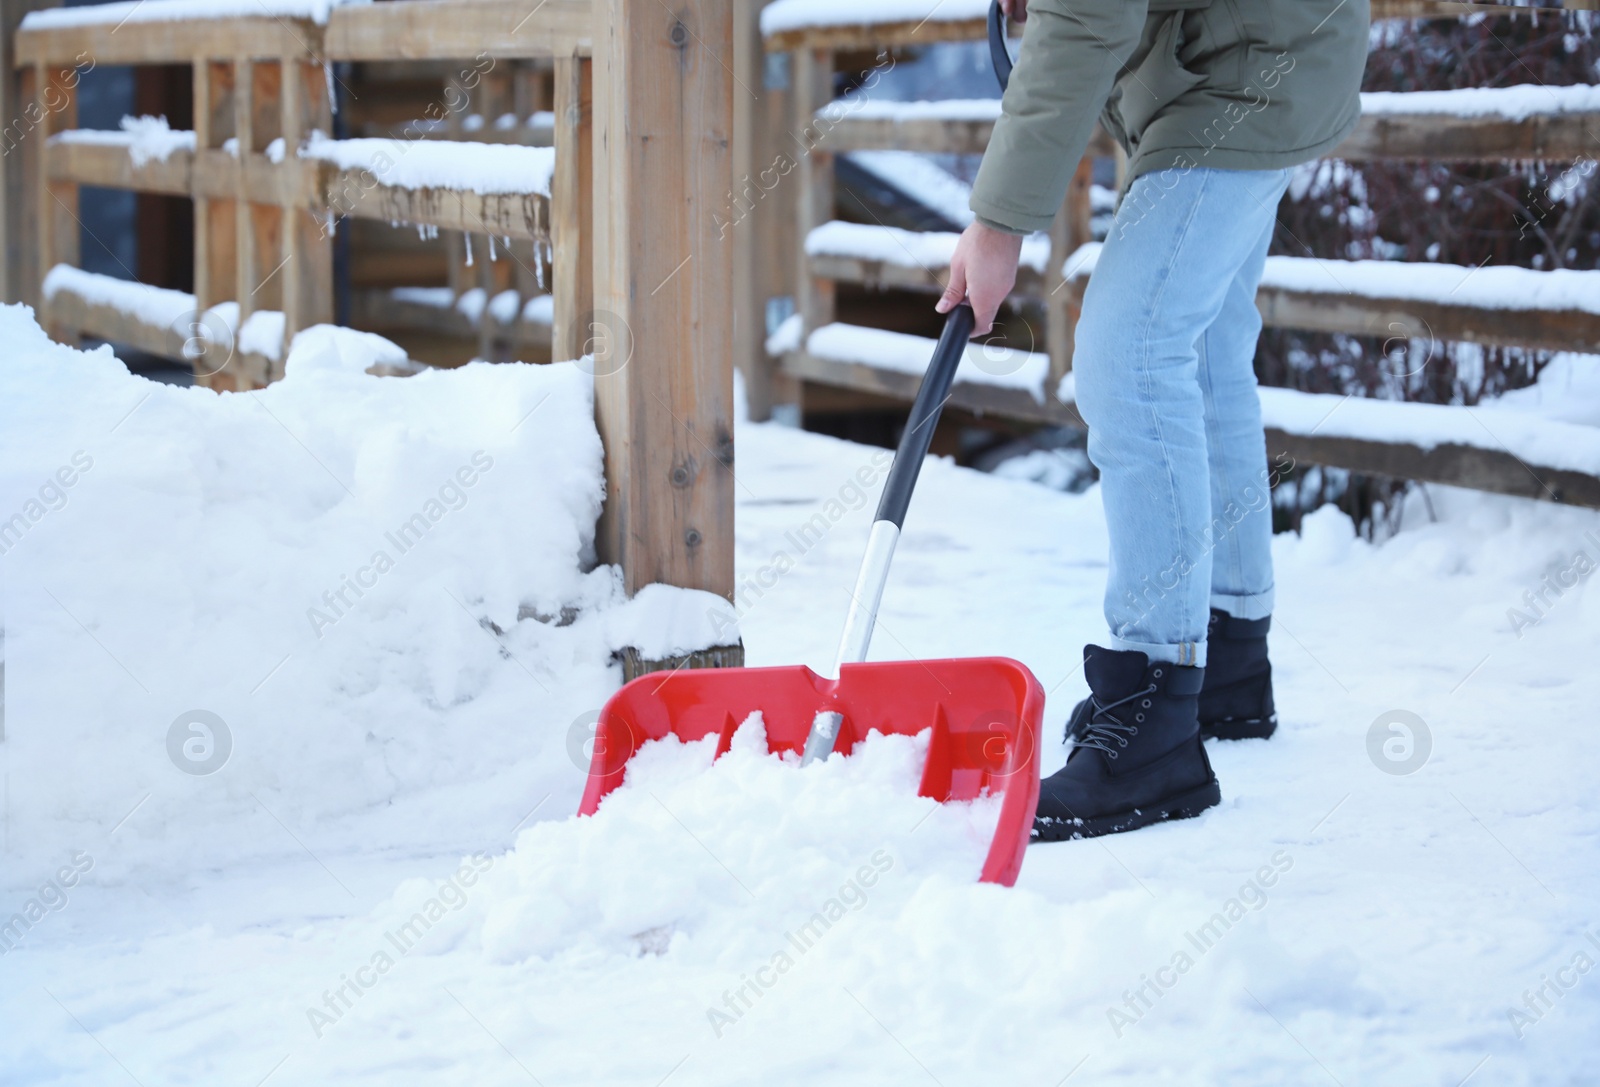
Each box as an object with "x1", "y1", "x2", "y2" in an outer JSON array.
[{"x1": 970, "y1": 0, "x2": 1149, "y2": 234}]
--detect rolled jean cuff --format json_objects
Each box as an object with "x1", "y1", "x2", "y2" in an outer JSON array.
[
  {"x1": 1211, "y1": 587, "x2": 1275, "y2": 621},
  {"x1": 1108, "y1": 633, "x2": 1207, "y2": 669}
]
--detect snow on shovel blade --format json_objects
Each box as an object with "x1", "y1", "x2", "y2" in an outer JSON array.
[{"x1": 578, "y1": 657, "x2": 1044, "y2": 886}]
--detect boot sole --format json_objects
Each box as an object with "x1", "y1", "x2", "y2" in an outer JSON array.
[
  {"x1": 1030, "y1": 778, "x2": 1222, "y2": 842},
  {"x1": 1200, "y1": 714, "x2": 1277, "y2": 741}
]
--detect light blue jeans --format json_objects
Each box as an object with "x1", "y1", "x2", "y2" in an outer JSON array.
[{"x1": 1072, "y1": 166, "x2": 1292, "y2": 668}]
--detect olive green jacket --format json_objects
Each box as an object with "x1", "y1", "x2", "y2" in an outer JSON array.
[{"x1": 970, "y1": 0, "x2": 1369, "y2": 234}]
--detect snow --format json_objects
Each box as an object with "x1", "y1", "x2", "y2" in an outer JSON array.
[
  {"x1": 807, "y1": 220, "x2": 1051, "y2": 273},
  {"x1": 807, "y1": 321, "x2": 1050, "y2": 401},
  {"x1": 390, "y1": 287, "x2": 455, "y2": 309},
  {"x1": 1065, "y1": 242, "x2": 1600, "y2": 316},
  {"x1": 3, "y1": 301, "x2": 1600, "y2": 1083},
  {"x1": 820, "y1": 97, "x2": 1003, "y2": 123},
  {"x1": 301, "y1": 134, "x2": 557, "y2": 197},
  {"x1": 487, "y1": 290, "x2": 521, "y2": 326},
  {"x1": 54, "y1": 116, "x2": 195, "y2": 168},
  {"x1": 1259, "y1": 387, "x2": 1600, "y2": 477},
  {"x1": 521, "y1": 294, "x2": 554, "y2": 326},
  {"x1": 22, "y1": 0, "x2": 367, "y2": 28},
  {"x1": 1361, "y1": 82, "x2": 1600, "y2": 120},
  {"x1": 240, "y1": 310, "x2": 288, "y2": 361},
  {"x1": 761, "y1": 0, "x2": 988, "y2": 36},
  {"x1": 846, "y1": 150, "x2": 976, "y2": 228},
  {"x1": 41, "y1": 264, "x2": 193, "y2": 331}
]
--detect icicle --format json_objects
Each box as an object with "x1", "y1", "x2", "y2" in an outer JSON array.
[
  {"x1": 325, "y1": 211, "x2": 336, "y2": 238},
  {"x1": 465, "y1": 233, "x2": 474, "y2": 267},
  {"x1": 418, "y1": 223, "x2": 427, "y2": 241},
  {"x1": 324, "y1": 62, "x2": 337, "y2": 115},
  {"x1": 488, "y1": 234, "x2": 497, "y2": 262},
  {"x1": 534, "y1": 239, "x2": 547, "y2": 291}
]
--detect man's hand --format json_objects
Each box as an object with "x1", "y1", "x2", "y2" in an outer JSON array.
[
  {"x1": 1001, "y1": 0, "x2": 1029, "y2": 21},
  {"x1": 937, "y1": 221, "x2": 1024, "y2": 336}
]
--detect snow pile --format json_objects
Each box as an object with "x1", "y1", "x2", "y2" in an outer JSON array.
[
  {"x1": 22, "y1": 0, "x2": 367, "y2": 28},
  {"x1": 405, "y1": 717, "x2": 999, "y2": 965},
  {"x1": 303, "y1": 134, "x2": 557, "y2": 197},
  {"x1": 54, "y1": 116, "x2": 196, "y2": 167},
  {"x1": 0, "y1": 303, "x2": 719, "y2": 885},
  {"x1": 807, "y1": 220, "x2": 1051, "y2": 273},
  {"x1": 761, "y1": 0, "x2": 988, "y2": 36}
]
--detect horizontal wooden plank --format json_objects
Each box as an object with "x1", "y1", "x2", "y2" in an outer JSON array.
[
  {"x1": 1266, "y1": 428, "x2": 1600, "y2": 509},
  {"x1": 814, "y1": 106, "x2": 1600, "y2": 163},
  {"x1": 44, "y1": 288, "x2": 276, "y2": 385},
  {"x1": 764, "y1": 1, "x2": 1600, "y2": 49},
  {"x1": 1255, "y1": 286, "x2": 1600, "y2": 355},
  {"x1": 783, "y1": 350, "x2": 1076, "y2": 426},
  {"x1": 46, "y1": 138, "x2": 192, "y2": 195},
  {"x1": 44, "y1": 136, "x2": 550, "y2": 238},
  {"x1": 809, "y1": 251, "x2": 1044, "y2": 298},
  {"x1": 15, "y1": 16, "x2": 320, "y2": 66},
  {"x1": 350, "y1": 288, "x2": 553, "y2": 347},
  {"x1": 1340, "y1": 109, "x2": 1600, "y2": 161},
  {"x1": 330, "y1": 170, "x2": 550, "y2": 239},
  {"x1": 764, "y1": 17, "x2": 986, "y2": 53},
  {"x1": 325, "y1": 0, "x2": 592, "y2": 60},
  {"x1": 785, "y1": 350, "x2": 1600, "y2": 510}
]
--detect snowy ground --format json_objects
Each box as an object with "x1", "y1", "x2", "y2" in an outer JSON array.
[{"x1": 1, "y1": 304, "x2": 1598, "y2": 1085}]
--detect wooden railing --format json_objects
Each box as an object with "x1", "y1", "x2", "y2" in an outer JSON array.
[
  {"x1": 753, "y1": 0, "x2": 1600, "y2": 510},
  {"x1": 7, "y1": 0, "x2": 740, "y2": 670}
]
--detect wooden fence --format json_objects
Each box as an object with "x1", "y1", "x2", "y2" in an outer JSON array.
[
  {"x1": 3, "y1": 0, "x2": 740, "y2": 672},
  {"x1": 752, "y1": 0, "x2": 1600, "y2": 509}
]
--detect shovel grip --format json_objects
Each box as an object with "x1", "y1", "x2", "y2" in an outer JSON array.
[{"x1": 873, "y1": 304, "x2": 975, "y2": 530}]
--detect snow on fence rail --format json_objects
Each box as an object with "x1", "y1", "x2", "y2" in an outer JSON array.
[
  {"x1": 8, "y1": 0, "x2": 742, "y2": 659},
  {"x1": 755, "y1": 0, "x2": 1600, "y2": 510}
]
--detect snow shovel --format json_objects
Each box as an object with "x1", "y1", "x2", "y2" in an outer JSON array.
[{"x1": 578, "y1": 305, "x2": 1044, "y2": 886}]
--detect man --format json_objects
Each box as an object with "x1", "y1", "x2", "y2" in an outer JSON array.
[{"x1": 937, "y1": 0, "x2": 1367, "y2": 838}]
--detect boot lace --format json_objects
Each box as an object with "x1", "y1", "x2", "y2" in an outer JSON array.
[{"x1": 1072, "y1": 683, "x2": 1158, "y2": 760}]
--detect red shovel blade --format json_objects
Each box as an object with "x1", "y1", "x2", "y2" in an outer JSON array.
[{"x1": 578, "y1": 657, "x2": 1044, "y2": 886}]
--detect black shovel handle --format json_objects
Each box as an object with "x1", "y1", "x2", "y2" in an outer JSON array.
[
  {"x1": 873, "y1": 304, "x2": 975, "y2": 529},
  {"x1": 988, "y1": 1, "x2": 1015, "y2": 93}
]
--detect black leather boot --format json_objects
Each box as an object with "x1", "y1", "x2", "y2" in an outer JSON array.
[
  {"x1": 1033, "y1": 646, "x2": 1221, "y2": 841},
  {"x1": 1199, "y1": 609, "x2": 1277, "y2": 740},
  {"x1": 1065, "y1": 609, "x2": 1279, "y2": 744}
]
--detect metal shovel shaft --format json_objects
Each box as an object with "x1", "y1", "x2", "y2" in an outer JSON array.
[{"x1": 801, "y1": 304, "x2": 977, "y2": 765}]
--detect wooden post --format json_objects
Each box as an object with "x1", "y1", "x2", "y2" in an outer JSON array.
[
  {"x1": 731, "y1": 0, "x2": 799, "y2": 423},
  {"x1": 593, "y1": 0, "x2": 741, "y2": 676},
  {"x1": 1, "y1": 0, "x2": 56, "y2": 306},
  {"x1": 36, "y1": 60, "x2": 78, "y2": 343},
  {"x1": 793, "y1": 47, "x2": 833, "y2": 341},
  {"x1": 551, "y1": 52, "x2": 591, "y2": 362},
  {"x1": 280, "y1": 57, "x2": 332, "y2": 356},
  {"x1": 1047, "y1": 155, "x2": 1093, "y2": 404}
]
